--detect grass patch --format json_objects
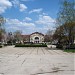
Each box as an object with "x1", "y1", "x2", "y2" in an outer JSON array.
[
  {"x1": 64, "y1": 49, "x2": 75, "y2": 53},
  {"x1": 15, "y1": 44, "x2": 47, "y2": 47}
]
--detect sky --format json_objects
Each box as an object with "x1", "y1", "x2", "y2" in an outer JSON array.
[{"x1": 0, "y1": 0, "x2": 73, "y2": 34}]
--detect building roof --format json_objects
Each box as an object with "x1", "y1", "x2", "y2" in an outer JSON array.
[
  {"x1": 21, "y1": 32, "x2": 44, "y2": 39},
  {"x1": 21, "y1": 35, "x2": 30, "y2": 38},
  {"x1": 30, "y1": 32, "x2": 44, "y2": 36}
]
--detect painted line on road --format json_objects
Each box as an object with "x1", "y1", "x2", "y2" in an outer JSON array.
[
  {"x1": 47, "y1": 50, "x2": 54, "y2": 55},
  {"x1": 41, "y1": 48, "x2": 45, "y2": 55},
  {"x1": 51, "y1": 50, "x2": 62, "y2": 55},
  {"x1": 29, "y1": 48, "x2": 35, "y2": 54},
  {"x1": 37, "y1": 48, "x2": 38, "y2": 55},
  {"x1": 21, "y1": 58, "x2": 27, "y2": 66}
]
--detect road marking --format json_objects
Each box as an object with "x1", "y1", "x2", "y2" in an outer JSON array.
[
  {"x1": 47, "y1": 50, "x2": 54, "y2": 55},
  {"x1": 21, "y1": 58, "x2": 27, "y2": 66},
  {"x1": 37, "y1": 48, "x2": 38, "y2": 55},
  {"x1": 41, "y1": 48, "x2": 45, "y2": 55},
  {"x1": 29, "y1": 48, "x2": 35, "y2": 54}
]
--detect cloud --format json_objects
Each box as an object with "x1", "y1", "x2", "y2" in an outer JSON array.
[
  {"x1": 6, "y1": 18, "x2": 22, "y2": 26},
  {"x1": 35, "y1": 15, "x2": 56, "y2": 30},
  {"x1": 6, "y1": 26, "x2": 19, "y2": 30},
  {"x1": 0, "y1": 0, "x2": 12, "y2": 13},
  {"x1": 20, "y1": 4, "x2": 27, "y2": 12},
  {"x1": 0, "y1": 0, "x2": 12, "y2": 7},
  {"x1": 23, "y1": 17, "x2": 32, "y2": 21},
  {"x1": 29, "y1": 8, "x2": 43, "y2": 14},
  {"x1": 6, "y1": 18, "x2": 36, "y2": 34},
  {"x1": 11, "y1": 0, "x2": 19, "y2": 7},
  {"x1": 21, "y1": 0, "x2": 35, "y2": 2},
  {"x1": 36, "y1": 15, "x2": 55, "y2": 24},
  {"x1": 23, "y1": 22, "x2": 35, "y2": 27},
  {"x1": 6, "y1": 18, "x2": 35, "y2": 27},
  {"x1": 12, "y1": 0, "x2": 28, "y2": 12},
  {"x1": 5, "y1": 14, "x2": 56, "y2": 34}
]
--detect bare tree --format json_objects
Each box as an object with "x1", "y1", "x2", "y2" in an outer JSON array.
[
  {"x1": 56, "y1": 0, "x2": 75, "y2": 45},
  {"x1": 44, "y1": 29, "x2": 53, "y2": 43},
  {"x1": 14, "y1": 30, "x2": 22, "y2": 43},
  {"x1": 0, "y1": 15, "x2": 6, "y2": 42}
]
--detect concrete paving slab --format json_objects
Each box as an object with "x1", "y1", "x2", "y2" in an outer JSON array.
[{"x1": 0, "y1": 46, "x2": 75, "y2": 75}]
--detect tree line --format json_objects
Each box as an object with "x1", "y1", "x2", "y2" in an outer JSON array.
[{"x1": 46, "y1": 0, "x2": 75, "y2": 49}]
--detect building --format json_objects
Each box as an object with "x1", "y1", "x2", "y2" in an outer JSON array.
[
  {"x1": 22, "y1": 35, "x2": 30, "y2": 42},
  {"x1": 22, "y1": 32, "x2": 44, "y2": 43},
  {"x1": 30, "y1": 32, "x2": 44, "y2": 43}
]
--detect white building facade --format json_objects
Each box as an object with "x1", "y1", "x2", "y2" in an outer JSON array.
[{"x1": 30, "y1": 32, "x2": 44, "y2": 43}]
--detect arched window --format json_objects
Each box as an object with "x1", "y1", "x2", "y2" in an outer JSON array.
[
  {"x1": 35, "y1": 37, "x2": 39, "y2": 40},
  {"x1": 35, "y1": 37, "x2": 39, "y2": 43}
]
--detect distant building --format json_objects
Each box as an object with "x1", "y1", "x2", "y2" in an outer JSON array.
[
  {"x1": 30, "y1": 32, "x2": 44, "y2": 43},
  {"x1": 22, "y1": 32, "x2": 44, "y2": 43},
  {"x1": 21, "y1": 35, "x2": 30, "y2": 42}
]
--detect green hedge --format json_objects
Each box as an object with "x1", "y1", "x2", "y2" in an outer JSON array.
[
  {"x1": 69, "y1": 44, "x2": 75, "y2": 49},
  {"x1": 0, "y1": 45, "x2": 2, "y2": 48},
  {"x1": 15, "y1": 44, "x2": 47, "y2": 47},
  {"x1": 56, "y1": 44, "x2": 75, "y2": 49},
  {"x1": 56, "y1": 44, "x2": 63, "y2": 49},
  {"x1": 64, "y1": 49, "x2": 75, "y2": 53}
]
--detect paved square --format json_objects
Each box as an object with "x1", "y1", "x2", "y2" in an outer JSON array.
[{"x1": 0, "y1": 46, "x2": 75, "y2": 75}]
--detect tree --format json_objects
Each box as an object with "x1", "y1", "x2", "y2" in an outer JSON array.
[
  {"x1": 44, "y1": 29, "x2": 53, "y2": 43},
  {"x1": 53, "y1": 25, "x2": 68, "y2": 45},
  {"x1": 0, "y1": 15, "x2": 6, "y2": 42},
  {"x1": 57, "y1": 0, "x2": 75, "y2": 24},
  {"x1": 14, "y1": 30, "x2": 22, "y2": 43},
  {"x1": 56, "y1": 0, "x2": 75, "y2": 45},
  {"x1": 7, "y1": 32, "x2": 14, "y2": 45},
  {"x1": 0, "y1": 15, "x2": 5, "y2": 27}
]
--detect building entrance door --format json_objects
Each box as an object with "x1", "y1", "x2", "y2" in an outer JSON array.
[{"x1": 34, "y1": 37, "x2": 39, "y2": 43}]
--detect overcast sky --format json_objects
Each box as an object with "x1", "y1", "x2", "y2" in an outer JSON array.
[{"x1": 0, "y1": 0, "x2": 73, "y2": 34}]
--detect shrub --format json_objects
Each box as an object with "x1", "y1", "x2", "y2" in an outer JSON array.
[
  {"x1": 56, "y1": 44, "x2": 63, "y2": 49},
  {"x1": 7, "y1": 41, "x2": 13, "y2": 45},
  {"x1": 69, "y1": 44, "x2": 75, "y2": 49},
  {"x1": 0, "y1": 45, "x2": 2, "y2": 48},
  {"x1": 4, "y1": 44, "x2": 8, "y2": 46},
  {"x1": 15, "y1": 44, "x2": 47, "y2": 47},
  {"x1": 24, "y1": 42, "x2": 33, "y2": 44},
  {"x1": 66, "y1": 44, "x2": 75, "y2": 49},
  {"x1": 64, "y1": 49, "x2": 75, "y2": 53},
  {"x1": 56, "y1": 44, "x2": 75, "y2": 49}
]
